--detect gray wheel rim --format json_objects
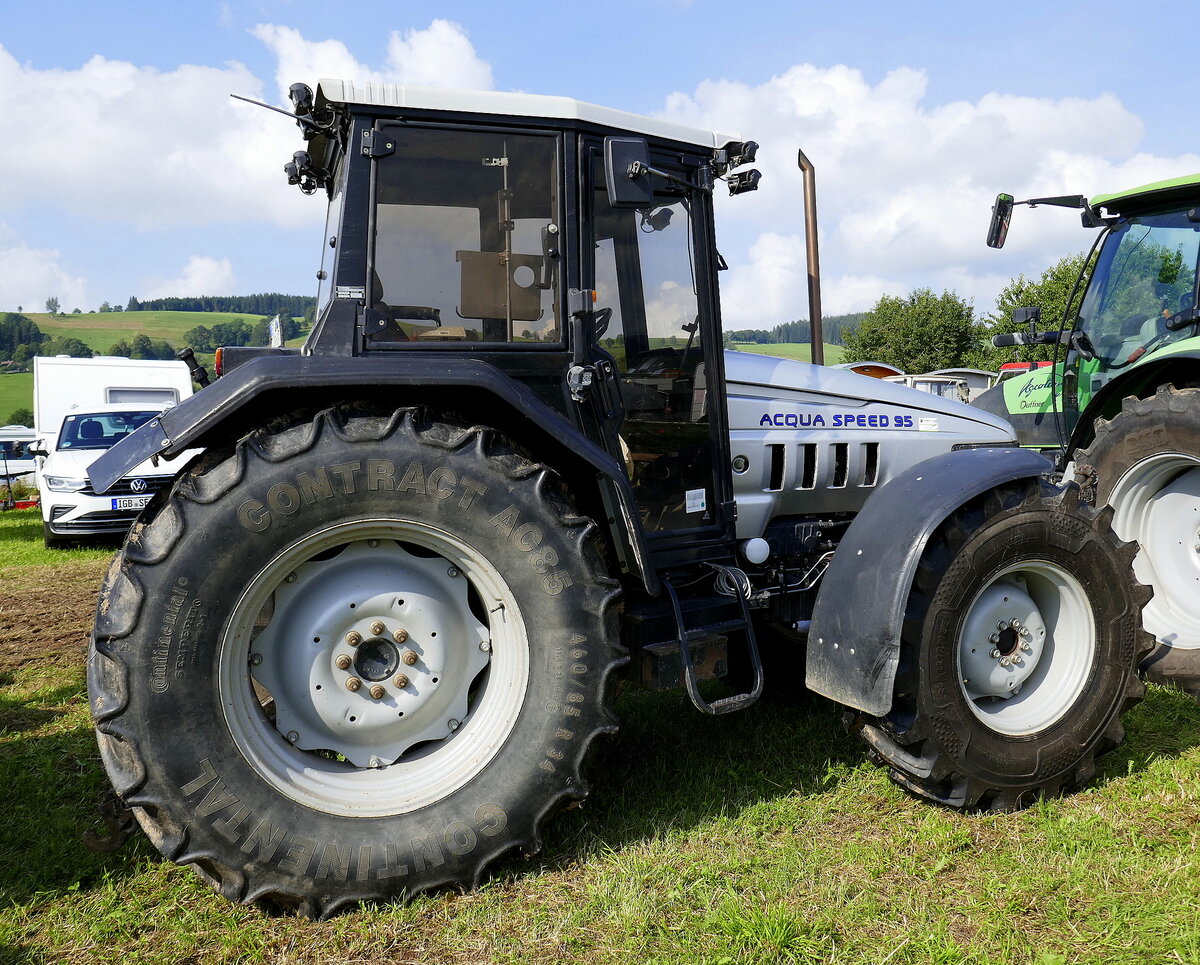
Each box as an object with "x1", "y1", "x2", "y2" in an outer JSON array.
[
  {"x1": 219, "y1": 518, "x2": 528, "y2": 817},
  {"x1": 957, "y1": 560, "x2": 1094, "y2": 736}
]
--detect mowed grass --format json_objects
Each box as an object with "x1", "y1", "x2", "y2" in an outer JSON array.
[
  {"x1": 731, "y1": 342, "x2": 846, "y2": 364},
  {"x1": 3, "y1": 509, "x2": 1200, "y2": 963},
  {"x1": 27, "y1": 311, "x2": 272, "y2": 354}
]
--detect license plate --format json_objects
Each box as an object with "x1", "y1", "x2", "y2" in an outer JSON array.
[{"x1": 112, "y1": 495, "x2": 151, "y2": 511}]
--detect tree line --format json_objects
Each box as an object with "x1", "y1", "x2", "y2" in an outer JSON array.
[
  {"x1": 841, "y1": 253, "x2": 1089, "y2": 373},
  {"x1": 726, "y1": 312, "x2": 865, "y2": 347},
  {"x1": 131, "y1": 293, "x2": 316, "y2": 316}
]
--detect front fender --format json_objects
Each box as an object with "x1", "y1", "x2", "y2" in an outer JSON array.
[
  {"x1": 805, "y1": 446, "x2": 1053, "y2": 715},
  {"x1": 87, "y1": 354, "x2": 659, "y2": 592}
]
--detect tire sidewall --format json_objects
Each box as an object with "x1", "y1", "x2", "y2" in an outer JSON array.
[{"x1": 110, "y1": 419, "x2": 611, "y2": 900}]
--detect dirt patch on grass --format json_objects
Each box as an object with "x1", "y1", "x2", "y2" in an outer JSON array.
[{"x1": 0, "y1": 558, "x2": 110, "y2": 674}]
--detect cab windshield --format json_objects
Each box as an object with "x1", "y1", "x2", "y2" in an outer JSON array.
[
  {"x1": 1076, "y1": 211, "x2": 1200, "y2": 366},
  {"x1": 57, "y1": 411, "x2": 159, "y2": 451}
]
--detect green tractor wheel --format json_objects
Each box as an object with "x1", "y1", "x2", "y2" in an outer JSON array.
[{"x1": 1078, "y1": 384, "x2": 1200, "y2": 696}]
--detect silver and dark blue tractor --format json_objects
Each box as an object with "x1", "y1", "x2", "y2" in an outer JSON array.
[{"x1": 87, "y1": 81, "x2": 1149, "y2": 915}]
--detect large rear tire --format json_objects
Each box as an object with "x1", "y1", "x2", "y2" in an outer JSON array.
[
  {"x1": 855, "y1": 481, "x2": 1151, "y2": 811},
  {"x1": 88, "y1": 406, "x2": 623, "y2": 916},
  {"x1": 1077, "y1": 384, "x2": 1200, "y2": 696}
]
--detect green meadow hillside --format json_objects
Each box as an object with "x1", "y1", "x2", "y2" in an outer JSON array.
[{"x1": 1, "y1": 311, "x2": 307, "y2": 423}]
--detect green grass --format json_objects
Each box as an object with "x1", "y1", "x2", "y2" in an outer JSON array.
[
  {"x1": 0, "y1": 372, "x2": 32, "y2": 423},
  {"x1": 730, "y1": 342, "x2": 845, "y2": 364},
  {"x1": 3, "y1": 510, "x2": 1200, "y2": 963},
  {"x1": 0, "y1": 508, "x2": 115, "y2": 567},
  {"x1": 27, "y1": 311, "x2": 272, "y2": 354}
]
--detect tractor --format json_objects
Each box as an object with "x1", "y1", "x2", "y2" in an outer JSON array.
[
  {"x1": 86, "y1": 80, "x2": 1149, "y2": 916},
  {"x1": 976, "y1": 176, "x2": 1200, "y2": 694}
]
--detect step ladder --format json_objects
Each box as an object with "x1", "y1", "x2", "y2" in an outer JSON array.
[{"x1": 661, "y1": 563, "x2": 764, "y2": 715}]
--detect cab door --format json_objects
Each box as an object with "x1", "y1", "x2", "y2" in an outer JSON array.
[{"x1": 582, "y1": 140, "x2": 733, "y2": 552}]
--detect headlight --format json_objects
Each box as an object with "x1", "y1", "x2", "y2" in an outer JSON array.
[{"x1": 44, "y1": 476, "x2": 87, "y2": 492}]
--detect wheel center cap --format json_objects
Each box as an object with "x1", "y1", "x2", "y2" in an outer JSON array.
[{"x1": 354, "y1": 638, "x2": 401, "y2": 682}]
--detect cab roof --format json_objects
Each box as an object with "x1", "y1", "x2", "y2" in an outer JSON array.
[
  {"x1": 315, "y1": 79, "x2": 736, "y2": 150},
  {"x1": 1090, "y1": 173, "x2": 1200, "y2": 215}
]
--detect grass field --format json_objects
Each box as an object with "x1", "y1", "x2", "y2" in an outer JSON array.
[
  {"x1": 730, "y1": 342, "x2": 845, "y2": 364},
  {"x1": 2, "y1": 506, "x2": 1200, "y2": 963}
]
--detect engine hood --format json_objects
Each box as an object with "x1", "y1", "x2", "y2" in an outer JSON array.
[{"x1": 724, "y1": 351, "x2": 1014, "y2": 436}]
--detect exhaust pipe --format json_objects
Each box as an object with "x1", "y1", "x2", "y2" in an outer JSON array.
[{"x1": 796, "y1": 148, "x2": 824, "y2": 365}]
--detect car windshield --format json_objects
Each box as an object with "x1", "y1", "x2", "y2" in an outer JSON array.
[
  {"x1": 57, "y1": 411, "x2": 159, "y2": 451},
  {"x1": 1077, "y1": 211, "x2": 1200, "y2": 362}
]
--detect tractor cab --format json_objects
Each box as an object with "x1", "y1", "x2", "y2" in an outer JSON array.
[
  {"x1": 977, "y1": 176, "x2": 1200, "y2": 454},
  {"x1": 280, "y1": 81, "x2": 764, "y2": 568}
]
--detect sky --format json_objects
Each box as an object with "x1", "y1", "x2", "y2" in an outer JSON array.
[{"x1": 2, "y1": 0, "x2": 1198, "y2": 330}]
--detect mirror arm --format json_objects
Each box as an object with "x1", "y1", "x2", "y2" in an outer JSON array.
[{"x1": 626, "y1": 160, "x2": 708, "y2": 194}]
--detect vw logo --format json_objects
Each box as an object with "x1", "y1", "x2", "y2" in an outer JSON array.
[{"x1": 130, "y1": 478, "x2": 148, "y2": 493}]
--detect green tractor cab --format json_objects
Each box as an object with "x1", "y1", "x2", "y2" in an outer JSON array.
[{"x1": 978, "y1": 174, "x2": 1200, "y2": 693}]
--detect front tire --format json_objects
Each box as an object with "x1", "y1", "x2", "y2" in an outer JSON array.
[
  {"x1": 856, "y1": 481, "x2": 1151, "y2": 811},
  {"x1": 88, "y1": 406, "x2": 623, "y2": 916},
  {"x1": 1077, "y1": 385, "x2": 1200, "y2": 695}
]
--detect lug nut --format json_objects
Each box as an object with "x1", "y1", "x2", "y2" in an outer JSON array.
[
  {"x1": 480, "y1": 639, "x2": 491, "y2": 652},
  {"x1": 285, "y1": 572, "x2": 297, "y2": 583},
  {"x1": 989, "y1": 633, "x2": 1000, "y2": 645},
  {"x1": 448, "y1": 718, "x2": 460, "y2": 731},
  {"x1": 999, "y1": 657, "x2": 1012, "y2": 667},
  {"x1": 1009, "y1": 619, "x2": 1022, "y2": 631},
  {"x1": 393, "y1": 673, "x2": 409, "y2": 688},
  {"x1": 370, "y1": 621, "x2": 386, "y2": 636},
  {"x1": 1021, "y1": 642, "x2": 1033, "y2": 653},
  {"x1": 345, "y1": 631, "x2": 363, "y2": 647},
  {"x1": 393, "y1": 627, "x2": 409, "y2": 644},
  {"x1": 997, "y1": 621, "x2": 1006, "y2": 631},
  {"x1": 368, "y1": 539, "x2": 379, "y2": 548},
  {"x1": 346, "y1": 677, "x2": 362, "y2": 692},
  {"x1": 402, "y1": 649, "x2": 419, "y2": 666},
  {"x1": 369, "y1": 684, "x2": 386, "y2": 700},
  {"x1": 447, "y1": 566, "x2": 459, "y2": 578},
  {"x1": 286, "y1": 730, "x2": 299, "y2": 743},
  {"x1": 250, "y1": 653, "x2": 263, "y2": 666},
  {"x1": 990, "y1": 648, "x2": 1002, "y2": 659},
  {"x1": 335, "y1": 654, "x2": 352, "y2": 670}
]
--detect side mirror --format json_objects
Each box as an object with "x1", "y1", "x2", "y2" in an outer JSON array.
[
  {"x1": 604, "y1": 137, "x2": 654, "y2": 208},
  {"x1": 986, "y1": 193, "x2": 1015, "y2": 249},
  {"x1": 27, "y1": 446, "x2": 48, "y2": 458}
]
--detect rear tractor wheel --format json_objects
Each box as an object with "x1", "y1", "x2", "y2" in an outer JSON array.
[
  {"x1": 855, "y1": 481, "x2": 1151, "y2": 811},
  {"x1": 87, "y1": 406, "x2": 623, "y2": 916},
  {"x1": 1077, "y1": 385, "x2": 1200, "y2": 696}
]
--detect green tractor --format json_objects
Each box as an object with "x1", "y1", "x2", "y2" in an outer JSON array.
[{"x1": 975, "y1": 175, "x2": 1200, "y2": 693}]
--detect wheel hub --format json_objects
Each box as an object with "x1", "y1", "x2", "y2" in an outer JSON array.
[
  {"x1": 959, "y1": 577, "x2": 1046, "y2": 700},
  {"x1": 354, "y1": 637, "x2": 401, "y2": 682},
  {"x1": 247, "y1": 539, "x2": 491, "y2": 768}
]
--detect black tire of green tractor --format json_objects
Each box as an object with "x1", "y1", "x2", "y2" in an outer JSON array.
[
  {"x1": 87, "y1": 405, "x2": 624, "y2": 917},
  {"x1": 1077, "y1": 384, "x2": 1200, "y2": 697},
  {"x1": 853, "y1": 480, "x2": 1152, "y2": 812}
]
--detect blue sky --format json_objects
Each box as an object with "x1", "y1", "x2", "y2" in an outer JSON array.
[{"x1": 2, "y1": 0, "x2": 1198, "y2": 327}]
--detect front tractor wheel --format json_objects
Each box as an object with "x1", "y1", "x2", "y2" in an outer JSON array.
[
  {"x1": 856, "y1": 482, "x2": 1151, "y2": 811},
  {"x1": 1078, "y1": 385, "x2": 1200, "y2": 696},
  {"x1": 87, "y1": 407, "x2": 622, "y2": 916}
]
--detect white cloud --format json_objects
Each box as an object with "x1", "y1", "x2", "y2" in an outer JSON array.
[
  {"x1": 251, "y1": 19, "x2": 493, "y2": 101},
  {"x1": 142, "y1": 255, "x2": 237, "y2": 299},
  {"x1": 0, "y1": 20, "x2": 493, "y2": 240},
  {"x1": 663, "y1": 65, "x2": 1200, "y2": 327},
  {"x1": 0, "y1": 224, "x2": 88, "y2": 311}
]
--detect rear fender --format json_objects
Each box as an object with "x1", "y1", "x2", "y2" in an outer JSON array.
[
  {"x1": 87, "y1": 354, "x2": 659, "y2": 592},
  {"x1": 805, "y1": 446, "x2": 1052, "y2": 715}
]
